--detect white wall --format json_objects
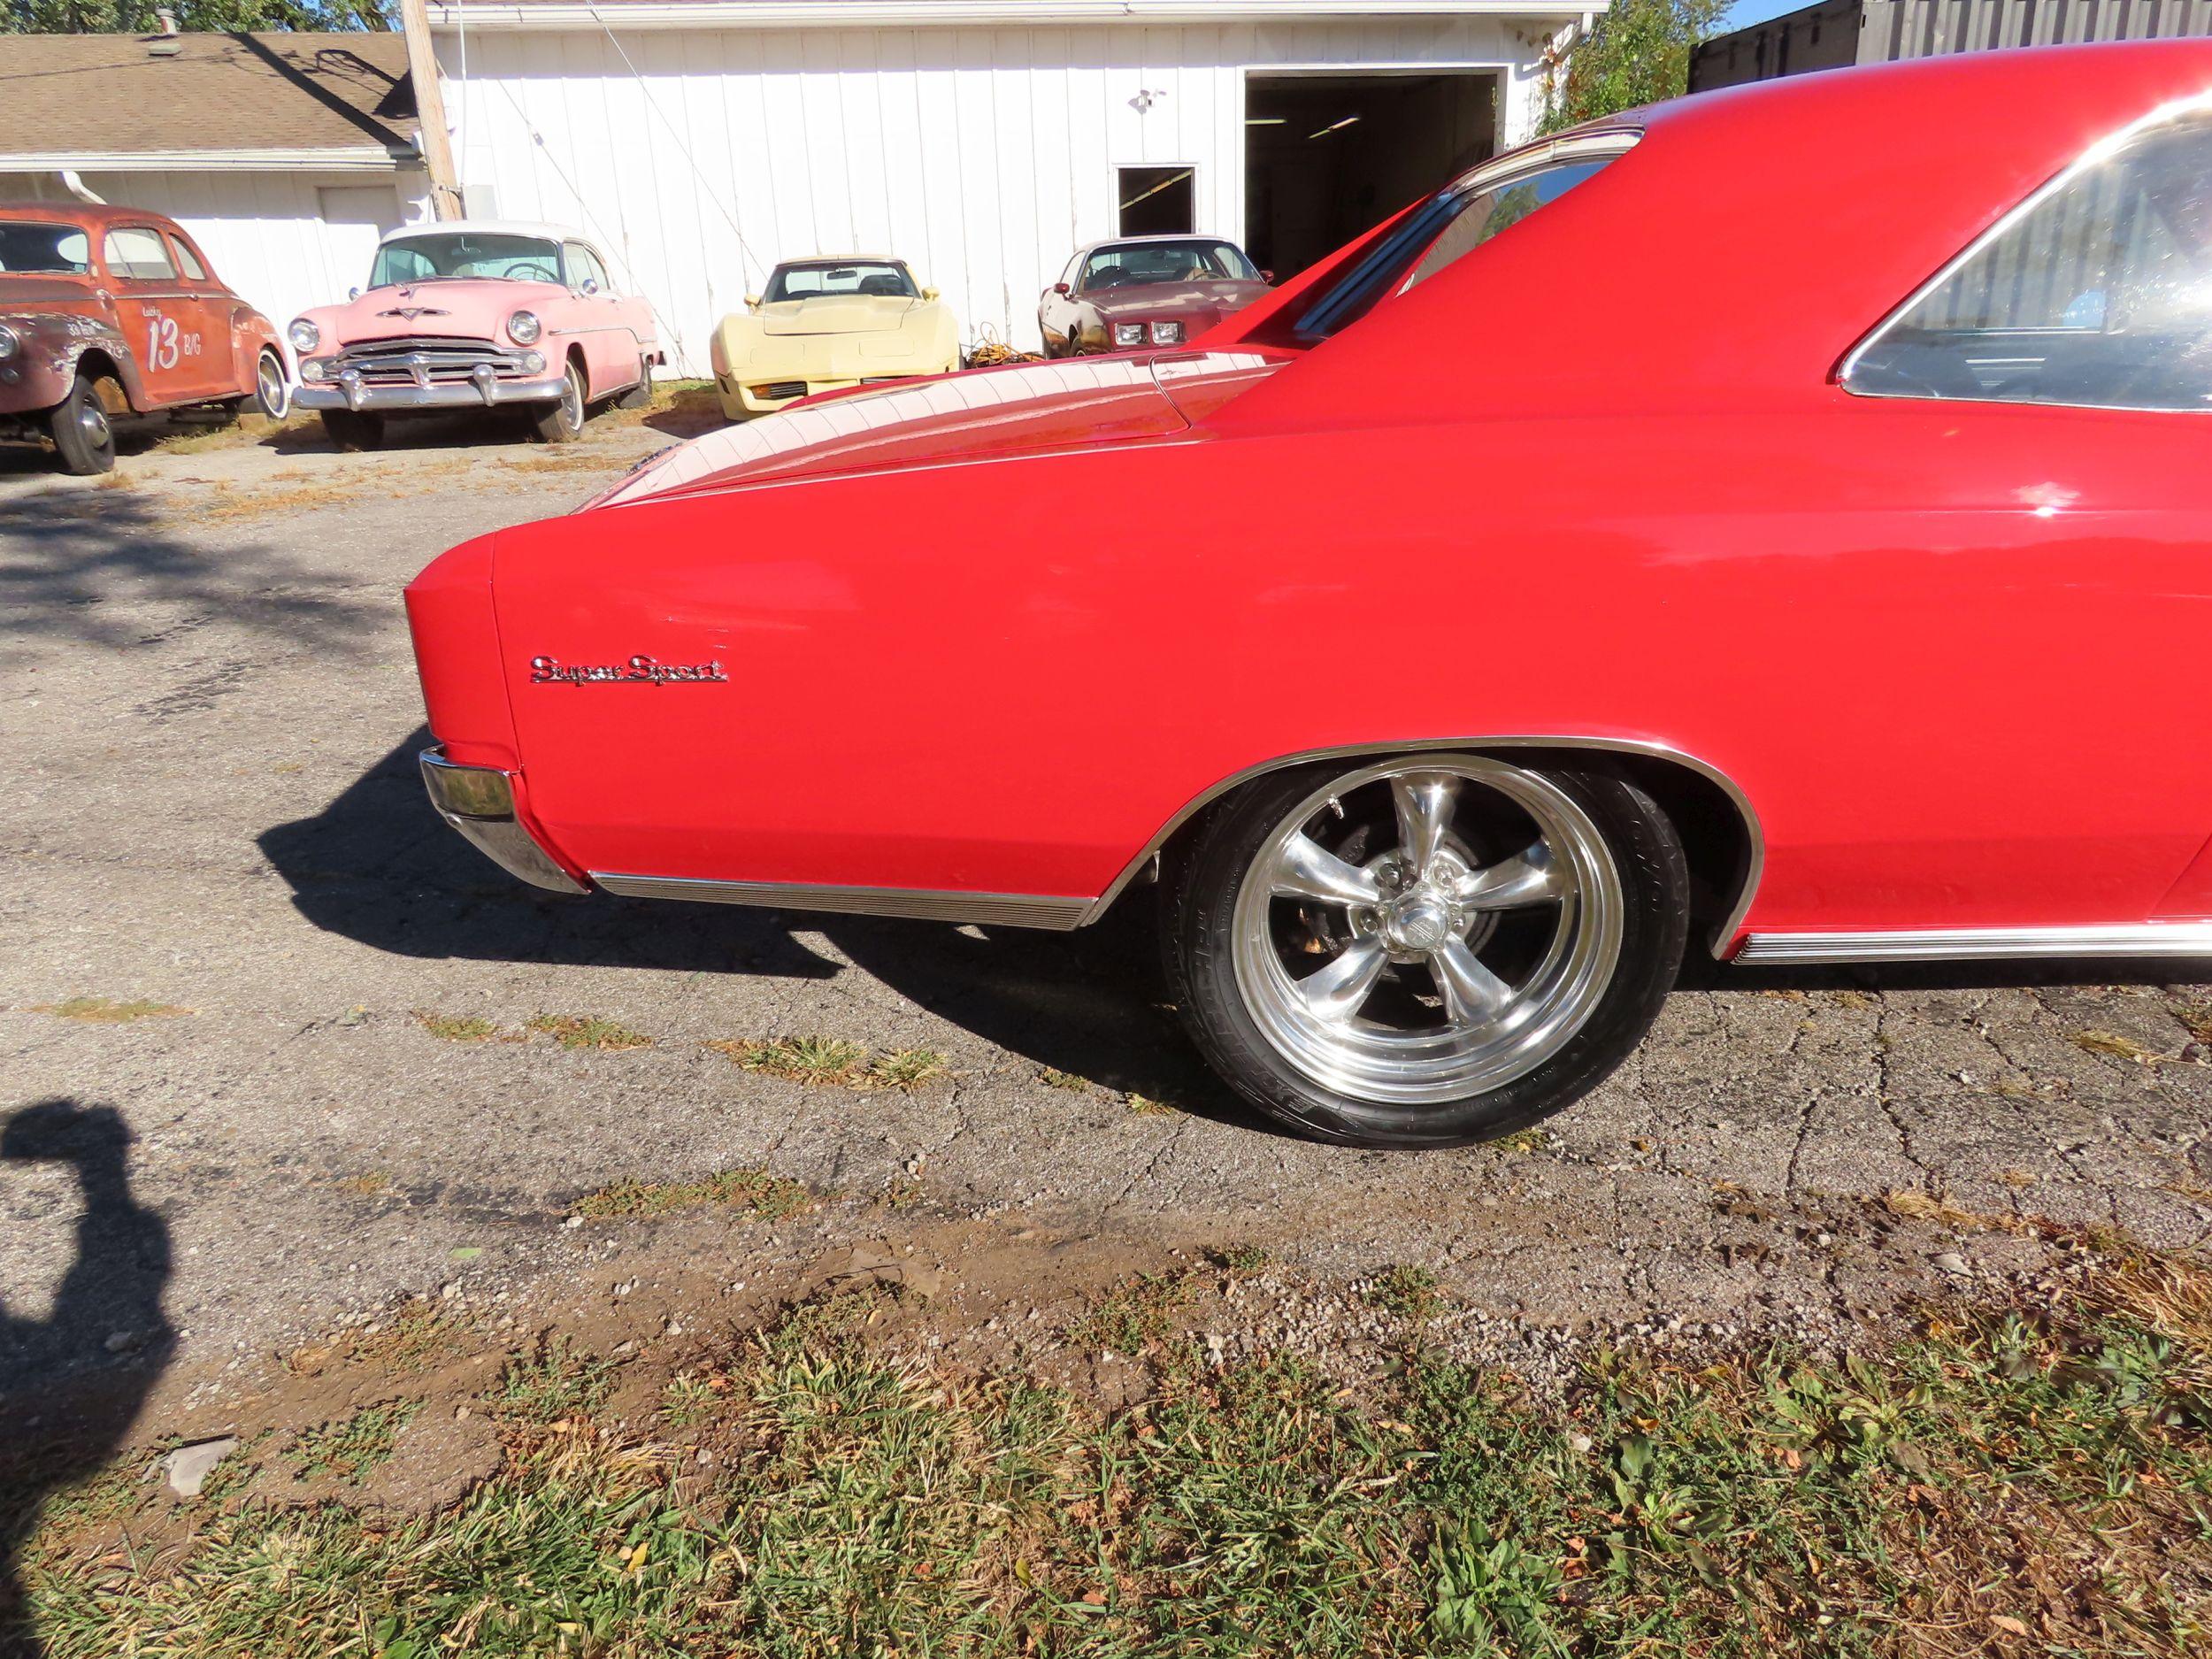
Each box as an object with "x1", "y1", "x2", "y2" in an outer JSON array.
[
  {"x1": 7, "y1": 167, "x2": 434, "y2": 343},
  {"x1": 439, "y1": 15, "x2": 1564, "y2": 367}
]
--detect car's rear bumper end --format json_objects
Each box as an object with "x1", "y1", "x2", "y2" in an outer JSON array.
[
  {"x1": 298, "y1": 371, "x2": 569, "y2": 413},
  {"x1": 419, "y1": 748, "x2": 587, "y2": 894}
]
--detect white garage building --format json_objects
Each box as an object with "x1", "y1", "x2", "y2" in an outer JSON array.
[{"x1": 429, "y1": 0, "x2": 1593, "y2": 368}]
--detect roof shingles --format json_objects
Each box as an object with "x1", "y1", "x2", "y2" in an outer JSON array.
[{"x1": 0, "y1": 31, "x2": 417, "y2": 161}]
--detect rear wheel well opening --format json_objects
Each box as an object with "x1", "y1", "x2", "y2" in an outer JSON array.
[
  {"x1": 73, "y1": 349, "x2": 132, "y2": 411},
  {"x1": 1096, "y1": 743, "x2": 1756, "y2": 952}
]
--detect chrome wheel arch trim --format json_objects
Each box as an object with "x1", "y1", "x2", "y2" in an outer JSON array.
[{"x1": 1079, "y1": 735, "x2": 1765, "y2": 956}]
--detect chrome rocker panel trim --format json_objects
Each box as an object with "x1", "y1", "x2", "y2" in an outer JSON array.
[
  {"x1": 419, "y1": 749, "x2": 587, "y2": 895},
  {"x1": 298, "y1": 371, "x2": 569, "y2": 413},
  {"x1": 589, "y1": 872, "x2": 1090, "y2": 930},
  {"x1": 1736, "y1": 924, "x2": 2212, "y2": 964}
]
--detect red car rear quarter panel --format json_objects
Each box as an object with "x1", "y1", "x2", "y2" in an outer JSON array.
[{"x1": 488, "y1": 387, "x2": 2212, "y2": 933}]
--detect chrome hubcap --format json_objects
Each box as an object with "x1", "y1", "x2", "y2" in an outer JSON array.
[
  {"x1": 80, "y1": 401, "x2": 110, "y2": 446},
  {"x1": 1231, "y1": 757, "x2": 1623, "y2": 1106},
  {"x1": 562, "y1": 373, "x2": 582, "y2": 429},
  {"x1": 257, "y1": 352, "x2": 285, "y2": 415}
]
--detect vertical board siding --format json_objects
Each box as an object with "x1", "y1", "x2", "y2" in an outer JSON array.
[{"x1": 439, "y1": 16, "x2": 1552, "y2": 367}]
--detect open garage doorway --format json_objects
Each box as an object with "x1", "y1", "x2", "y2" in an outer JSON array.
[{"x1": 1244, "y1": 71, "x2": 1502, "y2": 280}]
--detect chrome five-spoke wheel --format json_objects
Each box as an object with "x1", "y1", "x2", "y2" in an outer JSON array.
[{"x1": 1165, "y1": 752, "x2": 1690, "y2": 1147}]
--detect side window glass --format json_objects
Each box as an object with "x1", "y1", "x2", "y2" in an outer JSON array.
[
  {"x1": 1845, "y1": 108, "x2": 2212, "y2": 411},
  {"x1": 104, "y1": 227, "x2": 178, "y2": 280},
  {"x1": 584, "y1": 249, "x2": 611, "y2": 291},
  {"x1": 170, "y1": 235, "x2": 208, "y2": 281},
  {"x1": 1402, "y1": 159, "x2": 1615, "y2": 293}
]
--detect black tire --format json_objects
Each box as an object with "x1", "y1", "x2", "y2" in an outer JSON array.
[
  {"x1": 531, "y1": 360, "x2": 587, "y2": 443},
  {"x1": 47, "y1": 373, "x2": 118, "y2": 475},
  {"x1": 319, "y1": 409, "x2": 385, "y2": 450},
  {"x1": 615, "y1": 355, "x2": 652, "y2": 411},
  {"x1": 1163, "y1": 754, "x2": 1689, "y2": 1148}
]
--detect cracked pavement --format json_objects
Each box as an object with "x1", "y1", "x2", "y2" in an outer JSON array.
[{"x1": 4, "y1": 417, "x2": 2211, "y2": 1417}]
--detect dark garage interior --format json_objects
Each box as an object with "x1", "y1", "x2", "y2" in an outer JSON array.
[{"x1": 1243, "y1": 71, "x2": 1500, "y2": 280}]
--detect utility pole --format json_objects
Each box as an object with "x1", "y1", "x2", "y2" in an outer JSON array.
[{"x1": 399, "y1": 0, "x2": 464, "y2": 220}]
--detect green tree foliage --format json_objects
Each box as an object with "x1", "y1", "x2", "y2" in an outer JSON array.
[
  {"x1": 3, "y1": 0, "x2": 388, "y2": 30},
  {"x1": 1541, "y1": 0, "x2": 1728, "y2": 132}
]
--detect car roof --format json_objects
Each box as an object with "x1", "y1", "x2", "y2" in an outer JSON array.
[
  {"x1": 0, "y1": 201, "x2": 185, "y2": 232},
  {"x1": 772, "y1": 255, "x2": 910, "y2": 267},
  {"x1": 378, "y1": 219, "x2": 588, "y2": 246},
  {"x1": 1214, "y1": 40, "x2": 2212, "y2": 430},
  {"x1": 1076, "y1": 234, "x2": 1248, "y2": 257}
]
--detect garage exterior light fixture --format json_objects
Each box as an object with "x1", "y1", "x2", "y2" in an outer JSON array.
[{"x1": 1308, "y1": 114, "x2": 1361, "y2": 139}]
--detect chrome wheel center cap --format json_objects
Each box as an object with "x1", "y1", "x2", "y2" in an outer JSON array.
[{"x1": 1383, "y1": 893, "x2": 1453, "y2": 953}]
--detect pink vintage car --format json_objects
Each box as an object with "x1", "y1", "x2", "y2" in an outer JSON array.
[{"x1": 288, "y1": 220, "x2": 658, "y2": 448}]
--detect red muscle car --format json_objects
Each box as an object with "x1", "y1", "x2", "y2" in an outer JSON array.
[
  {"x1": 408, "y1": 42, "x2": 2212, "y2": 1148},
  {"x1": 1038, "y1": 234, "x2": 1271, "y2": 356},
  {"x1": 0, "y1": 203, "x2": 287, "y2": 473}
]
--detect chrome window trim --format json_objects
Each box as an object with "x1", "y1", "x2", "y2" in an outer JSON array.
[
  {"x1": 1077, "y1": 735, "x2": 1764, "y2": 956},
  {"x1": 1738, "y1": 924, "x2": 2212, "y2": 964},
  {"x1": 1838, "y1": 88, "x2": 2212, "y2": 413}
]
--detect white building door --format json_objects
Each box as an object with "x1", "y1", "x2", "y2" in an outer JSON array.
[{"x1": 317, "y1": 184, "x2": 403, "y2": 293}]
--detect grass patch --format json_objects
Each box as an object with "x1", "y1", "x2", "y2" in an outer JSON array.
[
  {"x1": 415, "y1": 1011, "x2": 500, "y2": 1042},
  {"x1": 570, "y1": 1167, "x2": 816, "y2": 1223},
  {"x1": 1039, "y1": 1067, "x2": 1089, "y2": 1091},
  {"x1": 1072, "y1": 1268, "x2": 1205, "y2": 1356},
  {"x1": 489, "y1": 1335, "x2": 616, "y2": 1425},
  {"x1": 712, "y1": 1034, "x2": 867, "y2": 1084},
  {"x1": 25, "y1": 1250, "x2": 2212, "y2": 1657},
  {"x1": 864, "y1": 1048, "x2": 950, "y2": 1090},
  {"x1": 285, "y1": 1402, "x2": 419, "y2": 1486},
  {"x1": 32, "y1": 996, "x2": 188, "y2": 1023},
  {"x1": 1125, "y1": 1092, "x2": 1178, "y2": 1118},
  {"x1": 2073, "y1": 1028, "x2": 2166, "y2": 1064},
  {"x1": 526, "y1": 1013, "x2": 652, "y2": 1052},
  {"x1": 1365, "y1": 1263, "x2": 1448, "y2": 1322},
  {"x1": 1491, "y1": 1125, "x2": 1548, "y2": 1154},
  {"x1": 197, "y1": 477, "x2": 366, "y2": 523}
]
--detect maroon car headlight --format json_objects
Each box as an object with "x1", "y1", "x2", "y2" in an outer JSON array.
[
  {"x1": 1113, "y1": 322, "x2": 1145, "y2": 348},
  {"x1": 1149, "y1": 319, "x2": 1184, "y2": 345}
]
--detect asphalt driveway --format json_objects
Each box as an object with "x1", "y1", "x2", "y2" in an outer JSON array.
[{"x1": 4, "y1": 406, "x2": 2211, "y2": 1428}]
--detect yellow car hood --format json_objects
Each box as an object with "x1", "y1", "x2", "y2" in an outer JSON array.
[{"x1": 757, "y1": 295, "x2": 919, "y2": 336}]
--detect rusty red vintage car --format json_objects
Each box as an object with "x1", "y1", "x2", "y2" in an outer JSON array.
[
  {"x1": 407, "y1": 42, "x2": 2212, "y2": 1148},
  {"x1": 0, "y1": 203, "x2": 286, "y2": 474}
]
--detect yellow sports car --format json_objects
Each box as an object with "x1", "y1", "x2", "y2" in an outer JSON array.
[{"x1": 710, "y1": 257, "x2": 960, "y2": 419}]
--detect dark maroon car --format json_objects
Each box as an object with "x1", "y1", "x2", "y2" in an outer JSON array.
[{"x1": 1037, "y1": 234, "x2": 1271, "y2": 357}]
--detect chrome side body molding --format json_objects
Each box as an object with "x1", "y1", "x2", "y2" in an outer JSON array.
[
  {"x1": 589, "y1": 872, "x2": 1090, "y2": 930},
  {"x1": 1736, "y1": 924, "x2": 2212, "y2": 964}
]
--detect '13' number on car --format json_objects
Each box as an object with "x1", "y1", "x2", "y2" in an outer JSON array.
[{"x1": 145, "y1": 314, "x2": 201, "y2": 372}]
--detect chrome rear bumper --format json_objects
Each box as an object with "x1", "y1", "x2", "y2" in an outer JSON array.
[{"x1": 419, "y1": 749, "x2": 586, "y2": 894}]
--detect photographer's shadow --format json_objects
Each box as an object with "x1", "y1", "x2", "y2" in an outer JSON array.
[
  {"x1": 0, "y1": 1101, "x2": 173, "y2": 1659},
  {"x1": 257, "y1": 732, "x2": 1234, "y2": 1113}
]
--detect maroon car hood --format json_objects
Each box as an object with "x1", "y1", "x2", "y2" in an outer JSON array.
[{"x1": 585, "y1": 349, "x2": 1294, "y2": 509}]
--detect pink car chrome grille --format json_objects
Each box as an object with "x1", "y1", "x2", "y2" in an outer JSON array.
[{"x1": 334, "y1": 336, "x2": 535, "y2": 388}]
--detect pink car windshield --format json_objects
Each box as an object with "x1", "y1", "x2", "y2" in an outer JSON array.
[{"x1": 370, "y1": 233, "x2": 563, "y2": 288}]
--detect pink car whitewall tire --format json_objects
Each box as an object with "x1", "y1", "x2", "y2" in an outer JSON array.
[{"x1": 1164, "y1": 754, "x2": 1689, "y2": 1148}]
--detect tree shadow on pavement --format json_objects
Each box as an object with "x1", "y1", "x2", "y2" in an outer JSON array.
[
  {"x1": 0, "y1": 485, "x2": 381, "y2": 663},
  {"x1": 0, "y1": 1101, "x2": 173, "y2": 1659},
  {"x1": 257, "y1": 730, "x2": 1244, "y2": 1121}
]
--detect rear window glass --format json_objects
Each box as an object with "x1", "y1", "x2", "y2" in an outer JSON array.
[
  {"x1": 1295, "y1": 139, "x2": 1632, "y2": 340},
  {"x1": 0, "y1": 221, "x2": 90, "y2": 273},
  {"x1": 1845, "y1": 107, "x2": 2212, "y2": 411}
]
